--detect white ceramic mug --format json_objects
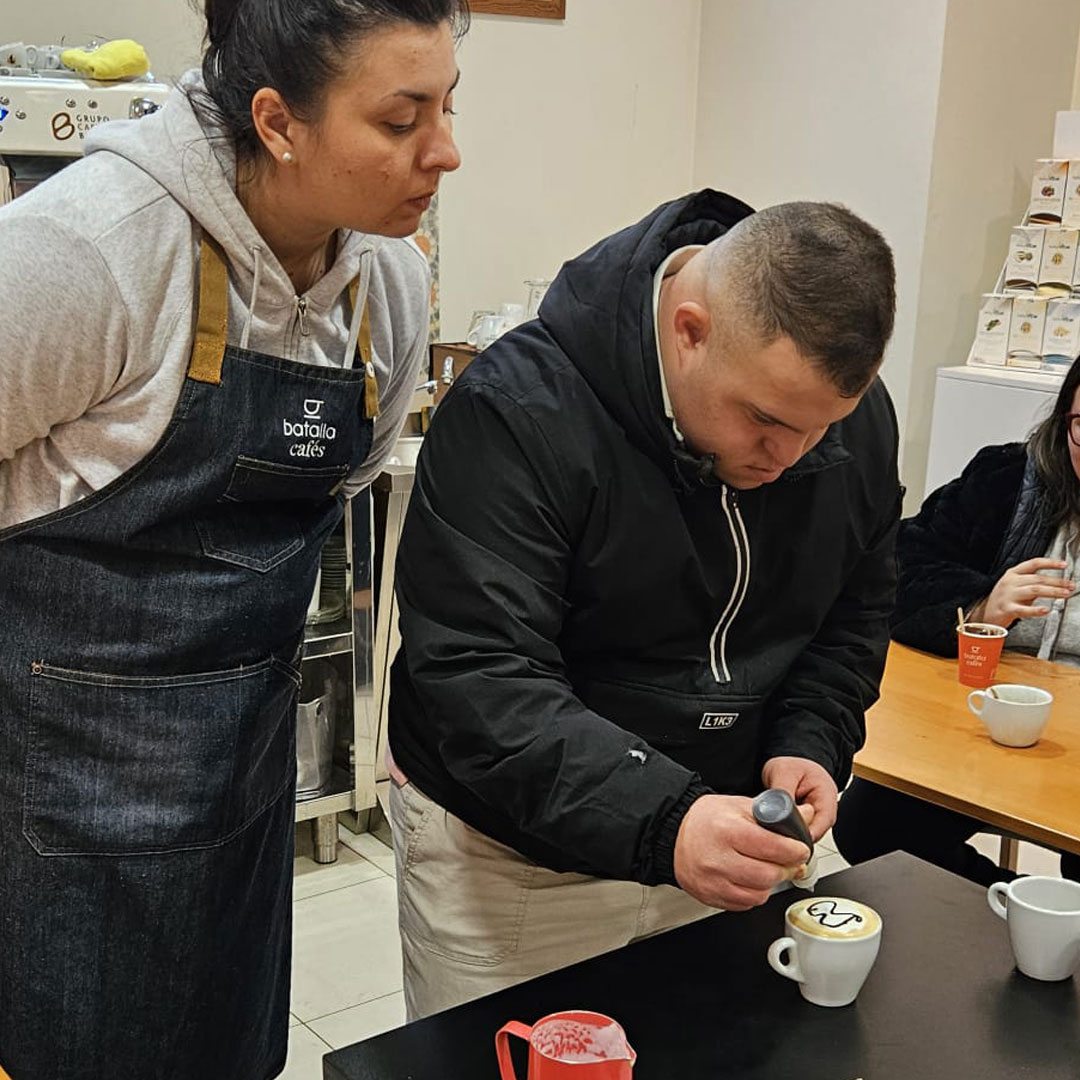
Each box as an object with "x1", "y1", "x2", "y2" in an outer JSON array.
[
  {"x1": 767, "y1": 897, "x2": 882, "y2": 1006},
  {"x1": 987, "y1": 876, "x2": 1080, "y2": 981},
  {"x1": 466, "y1": 312, "x2": 506, "y2": 350},
  {"x1": 967, "y1": 684, "x2": 1053, "y2": 747}
]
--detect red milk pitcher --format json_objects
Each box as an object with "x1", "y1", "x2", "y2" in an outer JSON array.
[{"x1": 495, "y1": 1010, "x2": 636, "y2": 1080}]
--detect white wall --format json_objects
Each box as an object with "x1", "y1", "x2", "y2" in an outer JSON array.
[
  {"x1": 692, "y1": 0, "x2": 950, "y2": 491},
  {"x1": 11, "y1": 2, "x2": 1080, "y2": 494},
  {"x1": 5, "y1": 3, "x2": 203, "y2": 80},
  {"x1": 440, "y1": 0, "x2": 702, "y2": 338},
  {"x1": 905, "y1": 0, "x2": 1080, "y2": 506},
  {"x1": 692, "y1": 1, "x2": 1080, "y2": 508},
  {"x1": 8, "y1": 2, "x2": 702, "y2": 341},
  {"x1": 1074, "y1": 21, "x2": 1080, "y2": 109}
]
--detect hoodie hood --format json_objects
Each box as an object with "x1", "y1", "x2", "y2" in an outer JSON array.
[
  {"x1": 83, "y1": 71, "x2": 377, "y2": 346},
  {"x1": 538, "y1": 189, "x2": 755, "y2": 489}
]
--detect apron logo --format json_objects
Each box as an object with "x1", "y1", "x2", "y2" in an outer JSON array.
[
  {"x1": 284, "y1": 398, "x2": 337, "y2": 458},
  {"x1": 700, "y1": 712, "x2": 738, "y2": 730}
]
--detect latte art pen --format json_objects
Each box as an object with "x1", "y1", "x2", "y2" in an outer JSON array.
[{"x1": 752, "y1": 788, "x2": 820, "y2": 890}]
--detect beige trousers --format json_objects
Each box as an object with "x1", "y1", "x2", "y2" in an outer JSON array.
[{"x1": 389, "y1": 780, "x2": 717, "y2": 1020}]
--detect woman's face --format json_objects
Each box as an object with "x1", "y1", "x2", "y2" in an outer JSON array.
[
  {"x1": 289, "y1": 21, "x2": 461, "y2": 238},
  {"x1": 1069, "y1": 386, "x2": 1080, "y2": 484}
]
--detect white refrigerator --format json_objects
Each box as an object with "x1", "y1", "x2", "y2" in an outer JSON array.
[{"x1": 923, "y1": 365, "x2": 1062, "y2": 500}]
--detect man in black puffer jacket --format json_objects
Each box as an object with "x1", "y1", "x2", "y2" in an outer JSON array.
[{"x1": 388, "y1": 191, "x2": 902, "y2": 1017}]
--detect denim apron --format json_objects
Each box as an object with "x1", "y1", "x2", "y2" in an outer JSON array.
[{"x1": 0, "y1": 236, "x2": 377, "y2": 1080}]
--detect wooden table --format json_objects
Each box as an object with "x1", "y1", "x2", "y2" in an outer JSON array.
[
  {"x1": 323, "y1": 854, "x2": 1080, "y2": 1079},
  {"x1": 854, "y1": 643, "x2": 1080, "y2": 857}
]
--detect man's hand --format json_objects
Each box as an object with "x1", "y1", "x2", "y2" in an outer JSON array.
[
  {"x1": 673, "y1": 793, "x2": 814, "y2": 910},
  {"x1": 761, "y1": 756, "x2": 838, "y2": 842},
  {"x1": 976, "y1": 558, "x2": 1075, "y2": 627}
]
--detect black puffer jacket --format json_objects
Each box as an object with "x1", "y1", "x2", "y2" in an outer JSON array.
[
  {"x1": 389, "y1": 191, "x2": 902, "y2": 887},
  {"x1": 891, "y1": 443, "x2": 1054, "y2": 656}
]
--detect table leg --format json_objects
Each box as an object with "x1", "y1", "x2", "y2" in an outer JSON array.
[
  {"x1": 998, "y1": 836, "x2": 1020, "y2": 872},
  {"x1": 313, "y1": 813, "x2": 339, "y2": 864}
]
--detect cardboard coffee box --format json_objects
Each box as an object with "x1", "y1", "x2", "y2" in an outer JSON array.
[
  {"x1": 1038, "y1": 228, "x2": 1080, "y2": 293},
  {"x1": 1028, "y1": 159, "x2": 1069, "y2": 224},
  {"x1": 1005, "y1": 226, "x2": 1045, "y2": 292},
  {"x1": 1043, "y1": 298, "x2": 1080, "y2": 370},
  {"x1": 1063, "y1": 161, "x2": 1080, "y2": 229},
  {"x1": 970, "y1": 294, "x2": 1013, "y2": 367},
  {"x1": 1007, "y1": 296, "x2": 1048, "y2": 368}
]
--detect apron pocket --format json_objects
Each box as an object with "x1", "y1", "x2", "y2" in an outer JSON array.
[
  {"x1": 23, "y1": 657, "x2": 299, "y2": 856},
  {"x1": 197, "y1": 456, "x2": 349, "y2": 573},
  {"x1": 222, "y1": 456, "x2": 350, "y2": 502}
]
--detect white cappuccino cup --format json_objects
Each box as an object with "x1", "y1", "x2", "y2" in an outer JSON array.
[
  {"x1": 767, "y1": 896, "x2": 882, "y2": 1007},
  {"x1": 967, "y1": 683, "x2": 1053, "y2": 747},
  {"x1": 988, "y1": 876, "x2": 1080, "y2": 981}
]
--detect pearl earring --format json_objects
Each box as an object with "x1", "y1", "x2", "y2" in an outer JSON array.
[{"x1": 282, "y1": 151, "x2": 294, "y2": 164}]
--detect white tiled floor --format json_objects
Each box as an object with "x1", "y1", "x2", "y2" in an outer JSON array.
[
  {"x1": 279, "y1": 821, "x2": 1066, "y2": 1079},
  {"x1": 281, "y1": 826, "x2": 405, "y2": 1080}
]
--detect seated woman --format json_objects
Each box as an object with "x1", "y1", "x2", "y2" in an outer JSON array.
[{"x1": 833, "y1": 355, "x2": 1080, "y2": 885}]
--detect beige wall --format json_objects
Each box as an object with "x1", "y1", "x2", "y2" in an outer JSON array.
[
  {"x1": 439, "y1": 0, "x2": 702, "y2": 338},
  {"x1": 904, "y1": 0, "x2": 1080, "y2": 507},
  {"x1": 8, "y1": 2, "x2": 702, "y2": 341},
  {"x1": 6, "y1": 3, "x2": 203, "y2": 80},
  {"x1": 1074, "y1": 21, "x2": 1080, "y2": 108},
  {"x1": 692, "y1": 0, "x2": 951, "y2": 488},
  {"x1": 10, "y1": 3, "x2": 1080, "y2": 489},
  {"x1": 692, "y1": 0, "x2": 1080, "y2": 508}
]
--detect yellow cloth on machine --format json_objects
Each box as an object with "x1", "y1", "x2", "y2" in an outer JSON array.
[{"x1": 61, "y1": 39, "x2": 149, "y2": 81}]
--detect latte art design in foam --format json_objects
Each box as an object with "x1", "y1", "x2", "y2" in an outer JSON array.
[
  {"x1": 788, "y1": 896, "x2": 882, "y2": 940},
  {"x1": 807, "y1": 900, "x2": 865, "y2": 930}
]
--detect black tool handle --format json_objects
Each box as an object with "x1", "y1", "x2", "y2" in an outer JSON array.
[{"x1": 751, "y1": 788, "x2": 814, "y2": 858}]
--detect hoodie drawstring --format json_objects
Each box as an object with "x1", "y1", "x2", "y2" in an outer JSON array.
[{"x1": 240, "y1": 246, "x2": 264, "y2": 352}]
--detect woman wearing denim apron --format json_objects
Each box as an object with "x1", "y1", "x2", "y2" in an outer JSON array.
[{"x1": 0, "y1": 2, "x2": 465, "y2": 1077}]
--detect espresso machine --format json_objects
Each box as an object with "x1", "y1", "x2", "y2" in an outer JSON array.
[{"x1": 0, "y1": 39, "x2": 170, "y2": 201}]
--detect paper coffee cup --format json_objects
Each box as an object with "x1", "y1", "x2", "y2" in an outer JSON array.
[{"x1": 957, "y1": 622, "x2": 1008, "y2": 688}]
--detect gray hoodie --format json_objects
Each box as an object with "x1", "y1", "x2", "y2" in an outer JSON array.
[{"x1": 0, "y1": 72, "x2": 428, "y2": 530}]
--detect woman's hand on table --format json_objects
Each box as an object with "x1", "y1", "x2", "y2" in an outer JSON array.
[{"x1": 977, "y1": 558, "x2": 1075, "y2": 627}]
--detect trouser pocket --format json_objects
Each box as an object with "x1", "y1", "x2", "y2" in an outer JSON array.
[{"x1": 393, "y1": 782, "x2": 535, "y2": 966}]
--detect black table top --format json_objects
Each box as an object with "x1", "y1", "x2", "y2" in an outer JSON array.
[{"x1": 323, "y1": 854, "x2": 1080, "y2": 1079}]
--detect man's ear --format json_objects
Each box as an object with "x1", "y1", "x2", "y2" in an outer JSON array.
[{"x1": 671, "y1": 301, "x2": 712, "y2": 365}]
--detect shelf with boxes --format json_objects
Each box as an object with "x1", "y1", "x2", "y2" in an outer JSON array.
[{"x1": 970, "y1": 157, "x2": 1080, "y2": 373}]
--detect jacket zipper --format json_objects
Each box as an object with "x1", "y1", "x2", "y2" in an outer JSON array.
[
  {"x1": 295, "y1": 295, "x2": 311, "y2": 337},
  {"x1": 708, "y1": 485, "x2": 751, "y2": 683}
]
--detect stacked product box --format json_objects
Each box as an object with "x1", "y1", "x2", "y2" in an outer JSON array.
[
  {"x1": 968, "y1": 158, "x2": 1080, "y2": 373},
  {"x1": 971, "y1": 293, "x2": 1080, "y2": 372}
]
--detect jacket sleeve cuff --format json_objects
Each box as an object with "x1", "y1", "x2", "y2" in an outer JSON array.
[{"x1": 647, "y1": 779, "x2": 713, "y2": 887}]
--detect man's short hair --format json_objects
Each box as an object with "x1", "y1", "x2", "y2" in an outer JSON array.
[{"x1": 707, "y1": 202, "x2": 896, "y2": 397}]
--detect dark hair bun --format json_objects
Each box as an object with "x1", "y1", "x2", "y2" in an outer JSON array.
[{"x1": 204, "y1": 0, "x2": 243, "y2": 47}]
